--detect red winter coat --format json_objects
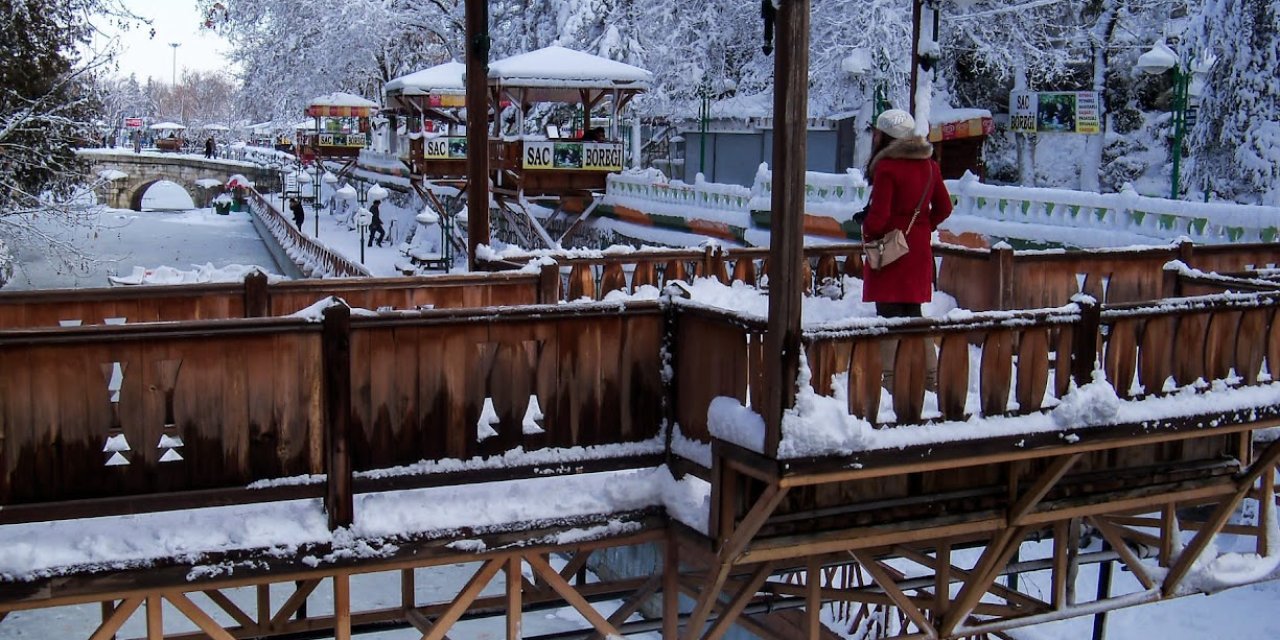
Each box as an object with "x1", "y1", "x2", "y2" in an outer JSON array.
[{"x1": 861, "y1": 137, "x2": 952, "y2": 304}]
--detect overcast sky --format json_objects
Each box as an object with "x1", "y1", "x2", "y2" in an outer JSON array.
[{"x1": 94, "y1": 0, "x2": 235, "y2": 84}]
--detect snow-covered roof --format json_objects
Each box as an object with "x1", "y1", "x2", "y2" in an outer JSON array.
[
  {"x1": 202, "y1": 123, "x2": 230, "y2": 132},
  {"x1": 385, "y1": 61, "x2": 466, "y2": 96},
  {"x1": 308, "y1": 92, "x2": 379, "y2": 109},
  {"x1": 488, "y1": 46, "x2": 652, "y2": 92},
  {"x1": 293, "y1": 120, "x2": 319, "y2": 131},
  {"x1": 931, "y1": 106, "x2": 993, "y2": 124},
  {"x1": 149, "y1": 122, "x2": 186, "y2": 130}
]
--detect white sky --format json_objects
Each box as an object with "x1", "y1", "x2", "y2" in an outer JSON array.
[{"x1": 94, "y1": 0, "x2": 236, "y2": 84}]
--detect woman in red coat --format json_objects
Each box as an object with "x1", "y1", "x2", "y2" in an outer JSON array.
[{"x1": 860, "y1": 109, "x2": 953, "y2": 318}]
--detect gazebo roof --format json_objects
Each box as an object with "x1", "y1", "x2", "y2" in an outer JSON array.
[
  {"x1": 488, "y1": 47, "x2": 651, "y2": 102},
  {"x1": 385, "y1": 62, "x2": 466, "y2": 96}
]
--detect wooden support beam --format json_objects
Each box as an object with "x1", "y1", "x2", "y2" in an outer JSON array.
[
  {"x1": 270, "y1": 579, "x2": 321, "y2": 629},
  {"x1": 256, "y1": 584, "x2": 271, "y2": 628},
  {"x1": 146, "y1": 595, "x2": 163, "y2": 640},
  {"x1": 894, "y1": 545, "x2": 1049, "y2": 613},
  {"x1": 334, "y1": 573, "x2": 351, "y2": 640},
  {"x1": 806, "y1": 556, "x2": 822, "y2": 640},
  {"x1": 506, "y1": 557, "x2": 522, "y2": 640},
  {"x1": 698, "y1": 563, "x2": 777, "y2": 640},
  {"x1": 402, "y1": 569, "x2": 416, "y2": 610},
  {"x1": 1009, "y1": 454, "x2": 1080, "y2": 525},
  {"x1": 1260, "y1": 462, "x2": 1276, "y2": 555},
  {"x1": 850, "y1": 551, "x2": 937, "y2": 639},
  {"x1": 686, "y1": 484, "x2": 788, "y2": 636},
  {"x1": 423, "y1": 559, "x2": 503, "y2": 640},
  {"x1": 559, "y1": 549, "x2": 594, "y2": 583},
  {"x1": 164, "y1": 592, "x2": 236, "y2": 640},
  {"x1": 934, "y1": 542, "x2": 951, "y2": 620},
  {"x1": 1052, "y1": 521, "x2": 1069, "y2": 609},
  {"x1": 664, "y1": 532, "x2": 681, "y2": 639},
  {"x1": 526, "y1": 553, "x2": 622, "y2": 638},
  {"x1": 594, "y1": 575, "x2": 661, "y2": 639},
  {"x1": 201, "y1": 589, "x2": 257, "y2": 630},
  {"x1": 1088, "y1": 517, "x2": 1155, "y2": 590},
  {"x1": 463, "y1": 0, "x2": 490, "y2": 267},
  {"x1": 322, "y1": 303, "x2": 353, "y2": 530},
  {"x1": 940, "y1": 526, "x2": 1028, "y2": 637},
  {"x1": 90, "y1": 596, "x2": 141, "y2": 640},
  {"x1": 761, "y1": 0, "x2": 811, "y2": 456},
  {"x1": 1162, "y1": 438, "x2": 1280, "y2": 597}
]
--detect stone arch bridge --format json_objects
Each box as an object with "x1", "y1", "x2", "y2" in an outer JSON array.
[{"x1": 78, "y1": 150, "x2": 280, "y2": 210}]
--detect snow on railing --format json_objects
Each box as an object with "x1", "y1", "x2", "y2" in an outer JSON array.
[
  {"x1": 245, "y1": 189, "x2": 370, "y2": 278},
  {"x1": 948, "y1": 173, "x2": 1280, "y2": 244},
  {"x1": 606, "y1": 166, "x2": 869, "y2": 229}
]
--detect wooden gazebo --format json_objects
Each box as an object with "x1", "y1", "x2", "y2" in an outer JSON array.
[
  {"x1": 486, "y1": 46, "x2": 651, "y2": 198},
  {"x1": 384, "y1": 62, "x2": 468, "y2": 178},
  {"x1": 301, "y1": 92, "x2": 379, "y2": 161}
]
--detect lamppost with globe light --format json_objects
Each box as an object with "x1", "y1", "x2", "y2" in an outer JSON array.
[{"x1": 1136, "y1": 41, "x2": 1215, "y2": 200}]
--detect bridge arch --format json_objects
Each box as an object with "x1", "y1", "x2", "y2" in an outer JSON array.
[{"x1": 126, "y1": 177, "x2": 203, "y2": 211}]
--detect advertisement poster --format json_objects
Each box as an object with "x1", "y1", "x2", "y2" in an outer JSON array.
[
  {"x1": 124, "y1": 117, "x2": 143, "y2": 129},
  {"x1": 1009, "y1": 91, "x2": 1102, "y2": 134}
]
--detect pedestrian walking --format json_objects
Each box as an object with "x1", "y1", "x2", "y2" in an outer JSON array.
[
  {"x1": 290, "y1": 197, "x2": 305, "y2": 228},
  {"x1": 367, "y1": 199, "x2": 386, "y2": 247},
  {"x1": 204, "y1": 136, "x2": 216, "y2": 159}
]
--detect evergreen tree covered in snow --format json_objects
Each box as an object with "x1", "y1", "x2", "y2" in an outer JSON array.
[{"x1": 1188, "y1": 0, "x2": 1280, "y2": 204}]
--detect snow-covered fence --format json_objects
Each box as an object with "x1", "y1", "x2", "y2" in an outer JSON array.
[
  {"x1": 246, "y1": 188, "x2": 372, "y2": 278},
  {"x1": 948, "y1": 173, "x2": 1280, "y2": 244}
]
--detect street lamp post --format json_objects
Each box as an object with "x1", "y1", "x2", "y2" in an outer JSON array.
[
  {"x1": 1136, "y1": 41, "x2": 1215, "y2": 200},
  {"x1": 296, "y1": 167, "x2": 312, "y2": 231},
  {"x1": 169, "y1": 43, "x2": 181, "y2": 86}
]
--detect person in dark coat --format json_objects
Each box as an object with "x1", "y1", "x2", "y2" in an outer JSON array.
[
  {"x1": 367, "y1": 199, "x2": 386, "y2": 247},
  {"x1": 204, "y1": 136, "x2": 215, "y2": 159},
  {"x1": 860, "y1": 108, "x2": 952, "y2": 318},
  {"x1": 289, "y1": 197, "x2": 305, "y2": 228}
]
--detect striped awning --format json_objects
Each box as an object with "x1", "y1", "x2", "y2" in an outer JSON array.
[{"x1": 305, "y1": 105, "x2": 375, "y2": 118}]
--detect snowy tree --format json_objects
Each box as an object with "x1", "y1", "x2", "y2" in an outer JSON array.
[
  {"x1": 1187, "y1": 0, "x2": 1280, "y2": 204},
  {"x1": 0, "y1": 0, "x2": 138, "y2": 286}
]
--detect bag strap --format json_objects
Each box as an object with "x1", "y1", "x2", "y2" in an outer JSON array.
[{"x1": 904, "y1": 168, "x2": 934, "y2": 235}]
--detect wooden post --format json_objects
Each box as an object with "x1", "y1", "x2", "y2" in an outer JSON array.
[
  {"x1": 464, "y1": 0, "x2": 491, "y2": 269},
  {"x1": 663, "y1": 532, "x2": 680, "y2": 639},
  {"x1": 538, "y1": 262, "x2": 561, "y2": 304},
  {"x1": 761, "y1": 0, "x2": 810, "y2": 457},
  {"x1": 1071, "y1": 295, "x2": 1101, "y2": 387},
  {"x1": 322, "y1": 303, "x2": 353, "y2": 529},
  {"x1": 994, "y1": 244, "x2": 1014, "y2": 311},
  {"x1": 243, "y1": 270, "x2": 269, "y2": 318}
]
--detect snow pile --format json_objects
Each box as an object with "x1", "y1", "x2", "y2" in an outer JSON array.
[
  {"x1": 1051, "y1": 371, "x2": 1122, "y2": 428},
  {"x1": 108, "y1": 263, "x2": 278, "y2": 286}
]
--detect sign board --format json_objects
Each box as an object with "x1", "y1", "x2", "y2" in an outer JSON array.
[
  {"x1": 522, "y1": 141, "x2": 623, "y2": 171},
  {"x1": 1009, "y1": 91, "x2": 1102, "y2": 134},
  {"x1": 423, "y1": 136, "x2": 468, "y2": 160},
  {"x1": 283, "y1": 173, "x2": 299, "y2": 196},
  {"x1": 124, "y1": 117, "x2": 144, "y2": 129},
  {"x1": 426, "y1": 95, "x2": 466, "y2": 108},
  {"x1": 318, "y1": 133, "x2": 367, "y2": 148}
]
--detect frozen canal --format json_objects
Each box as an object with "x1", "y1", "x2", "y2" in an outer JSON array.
[{"x1": 4, "y1": 205, "x2": 282, "y2": 291}]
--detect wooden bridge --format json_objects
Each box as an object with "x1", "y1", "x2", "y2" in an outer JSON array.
[{"x1": 0, "y1": 235, "x2": 1278, "y2": 639}]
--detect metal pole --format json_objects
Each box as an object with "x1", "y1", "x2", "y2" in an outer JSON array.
[
  {"x1": 169, "y1": 43, "x2": 180, "y2": 87},
  {"x1": 699, "y1": 82, "x2": 709, "y2": 175},
  {"x1": 313, "y1": 172, "x2": 320, "y2": 238},
  {"x1": 1091, "y1": 541, "x2": 1114, "y2": 640},
  {"x1": 1169, "y1": 67, "x2": 1188, "y2": 200}
]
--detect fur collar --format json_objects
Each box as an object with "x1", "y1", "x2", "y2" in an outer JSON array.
[{"x1": 868, "y1": 136, "x2": 934, "y2": 180}]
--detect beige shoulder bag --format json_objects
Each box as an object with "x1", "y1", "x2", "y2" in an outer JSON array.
[{"x1": 863, "y1": 172, "x2": 934, "y2": 271}]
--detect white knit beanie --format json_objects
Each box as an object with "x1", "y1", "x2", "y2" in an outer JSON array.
[{"x1": 875, "y1": 109, "x2": 916, "y2": 139}]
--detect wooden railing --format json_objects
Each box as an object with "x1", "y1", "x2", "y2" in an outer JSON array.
[
  {"x1": 0, "y1": 269, "x2": 556, "y2": 329},
  {"x1": 488, "y1": 240, "x2": 1280, "y2": 311},
  {"x1": 671, "y1": 290, "x2": 1280, "y2": 451},
  {"x1": 245, "y1": 188, "x2": 371, "y2": 278},
  {"x1": 0, "y1": 300, "x2": 664, "y2": 527}
]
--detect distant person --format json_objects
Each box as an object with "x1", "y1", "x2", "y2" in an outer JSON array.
[
  {"x1": 367, "y1": 199, "x2": 386, "y2": 247},
  {"x1": 584, "y1": 127, "x2": 606, "y2": 142},
  {"x1": 289, "y1": 197, "x2": 305, "y2": 228},
  {"x1": 204, "y1": 136, "x2": 215, "y2": 159}
]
